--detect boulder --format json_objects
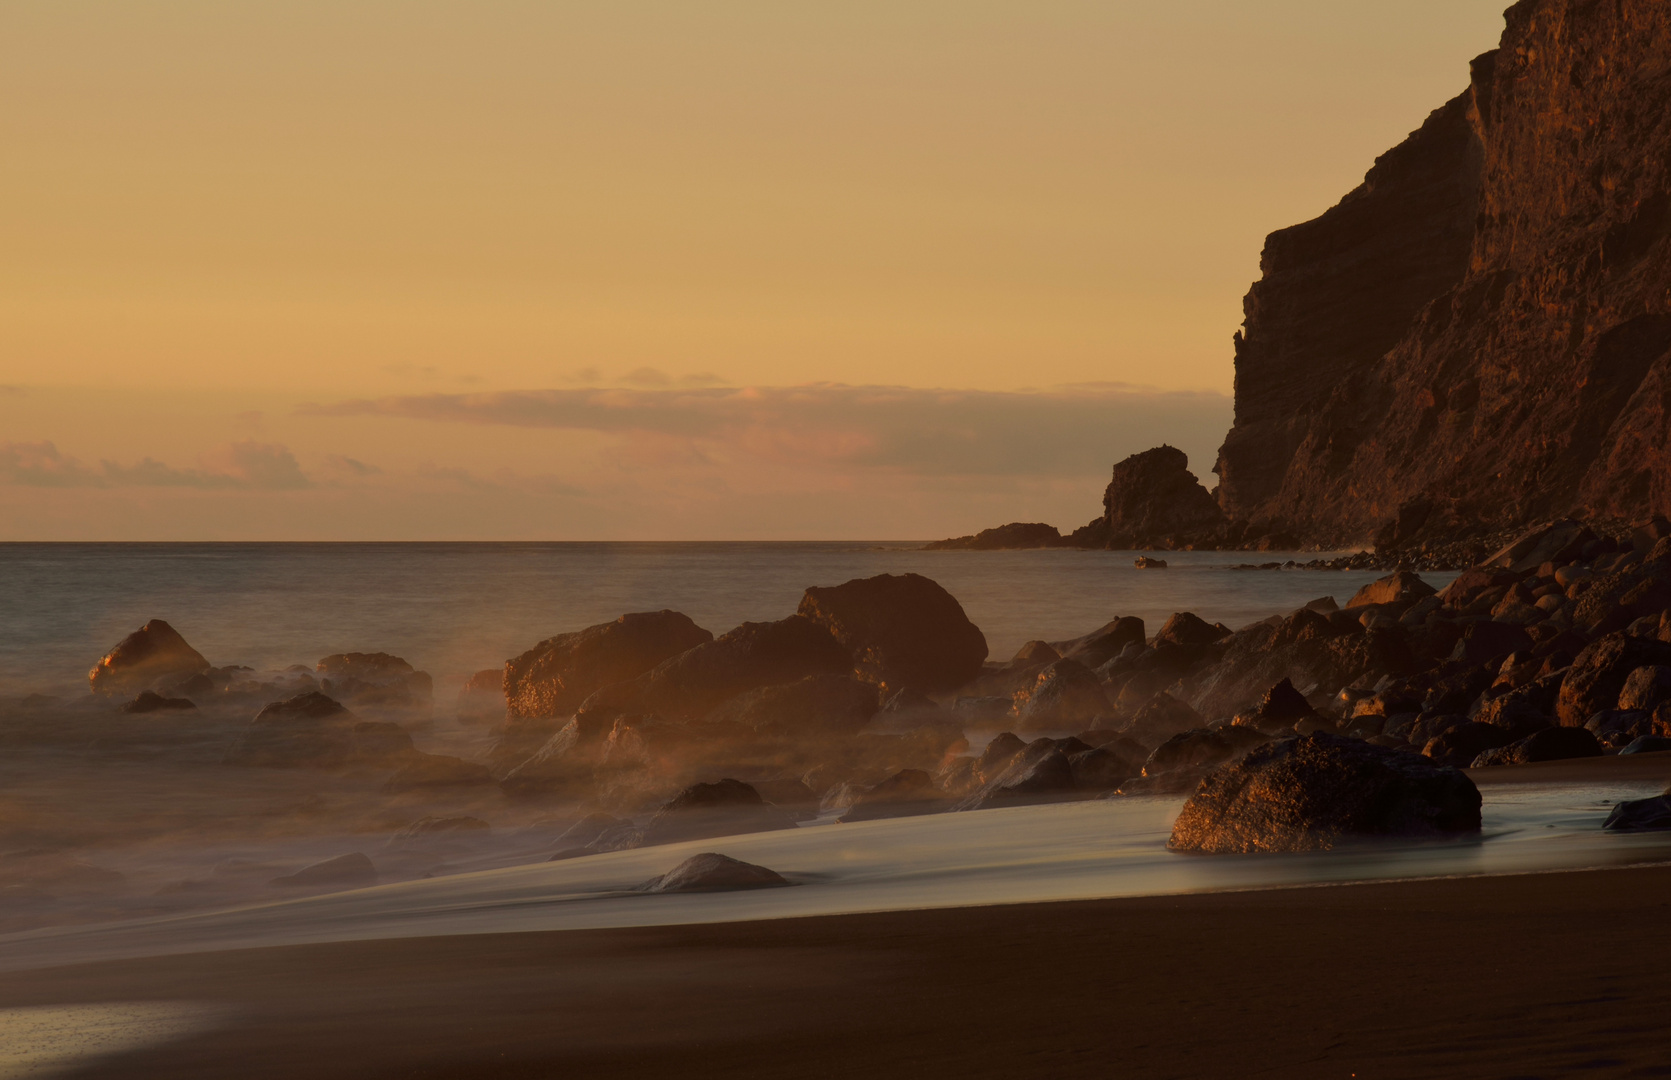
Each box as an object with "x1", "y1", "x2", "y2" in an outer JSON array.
[
  {"x1": 1603, "y1": 793, "x2": 1671, "y2": 832},
  {"x1": 839, "y1": 769, "x2": 947, "y2": 821},
  {"x1": 1620, "y1": 735, "x2": 1671, "y2": 754},
  {"x1": 797, "y1": 573, "x2": 988, "y2": 693},
  {"x1": 1557, "y1": 633, "x2": 1671, "y2": 725},
  {"x1": 638, "y1": 852, "x2": 791, "y2": 893},
  {"x1": 1012, "y1": 660, "x2": 1112, "y2": 731},
  {"x1": 382, "y1": 752, "x2": 493, "y2": 793},
  {"x1": 497, "y1": 713, "x2": 614, "y2": 795},
  {"x1": 1124, "y1": 693, "x2": 1203, "y2": 745},
  {"x1": 953, "y1": 739, "x2": 1079, "y2": 811},
  {"x1": 1421, "y1": 721, "x2": 1515, "y2": 768},
  {"x1": 636, "y1": 779, "x2": 799, "y2": 847},
  {"x1": 120, "y1": 690, "x2": 197, "y2": 715},
  {"x1": 1167, "y1": 733, "x2": 1482, "y2": 853},
  {"x1": 268, "y1": 852, "x2": 377, "y2": 889},
  {"x1": 88, "y1": 620, "x2": 210, "y2": 696},
  {"x1": 317, "y1": 652, "x2": 433, "y2": 709},
  {"x1": 1484, "y1": 521, "x2": 1593, "y2": 575},
  {"x1": 1232, "y1": 677, "x2": 1317, "y2": 732},
  {"x1": 1470, "y1": 726, "x2": 1603, "y2": 767},
  {"x1": 1155, "y1": 612, "x2": 1225, "y2": 649},
  {"x1": 1068, "y1": 746, "x2": 1143, "y2": 791},
  {"x1": 1059, "y1": 617, "x2": 1147, "y2": 669},
  {"x1": 703, "y1": 674, "x2": 878, "y2": 735},
  {"x1": 587, "y1": 615, "x2": 854, "y2": 721},
  {"x1": 224, "y1": 692, "x2": 414, "y2": 769},
  {"x1": 1618, "y1": 665, "x2": 1671, "y2": 711},
  {"x1": 1134, "y1": 556, "x2": 1169, "y2": 569},
  {"x1": 1585, "y1": 709, "x2": 1654, "y2": 748},
  {"x1": 750, "y1": 778, "x2": 819, "y2": 811},
  {"x1": 1011, "y1": 640, "x2": 1061, "y2": 666},
  {"x1": 1348, "y1": 571, "x2": 1437, "y2": 609},
  {"x1": 504, "y1": 611, "x2": 713, "y2": 721},
  {"x1": 1449, "y1": 621, "x2": 1534, "y2": 666}
]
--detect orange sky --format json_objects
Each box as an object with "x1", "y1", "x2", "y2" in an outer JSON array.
[{"x1": 0, "y1": 1, "x2": 1510, "y2": 539}]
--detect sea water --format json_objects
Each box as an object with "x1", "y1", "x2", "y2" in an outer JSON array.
[{"x1": 0, "y1": 542, "x2": 1433, "y2": 696}]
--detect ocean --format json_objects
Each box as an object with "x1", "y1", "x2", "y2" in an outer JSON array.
[{"x1": 0, "y1": 542, "x2": 1444, "y2": 697}]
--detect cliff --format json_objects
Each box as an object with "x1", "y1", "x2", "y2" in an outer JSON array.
[{"x1": 1216, "y1": 0, "x2": 1671, "y2": 548}]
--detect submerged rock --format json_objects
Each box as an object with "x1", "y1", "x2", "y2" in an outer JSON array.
[
  {"x1": 224, "y1": 692, "x2": 413, "y2": 769},
  {"x1": 1168, "y1": 733, "x2": 1481, "y2": 854},
  {"x1": 89, "y1": 620, "x2": 211, "y2": 696},
  {"x1": 121, "y1": 690, "x2": 197, "y2": 714},
  {"x1": 638, "y1": 852, "x2": 791, "y2": 894},
  {"x1": 1603, "y1": 793, "x2": 1671, "y2": 832}
]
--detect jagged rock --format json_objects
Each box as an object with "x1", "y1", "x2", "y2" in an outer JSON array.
[
  {"x1": 1604, "y1": 793, "x2": 1671, "y2": 832},
  {"x1": 1450, "y1": 621, "x2": 1534, "y2": 666},
  {"x1": 839, "y1": 769, "x2": 947, "y2": 821},
  {"x1": 89, "y1": 620, "x2": 210, "y2": 696},
  {"x1": 750, "y1": 778, "x2": 819, "y2": 811},
  {"x1": 1471, "y1": 726, "x2": 1603, "y2": 767},
  {"x1": 1011, "y1": 640, "x2": 1061, "y2": 666},
  {"x1": 1618, "y1": 664, "x2": 1671, "y2": 711},
  {"x1": 268, "y1": 852, "x2": 377, "y2": 889},
  {"x1": 1168, "y1": 733, "x2": 1482, "y2": 853},
  {"x1": 638, "y1": 853, "x2": 791, "y2": 893},
  {"x1": 504, "y1": 611, "x2": 713, "y2": 721},
  {"x1": 1058, "y1": 617, "x2": 1147, "y2": 669},
  {"x1": 585, "y1": 615, "x2": 853, "y2": 721},
  {"x1": 382, "y1": 752, "x2": 493, "y2": 793},
  {"x1": 953, "y1": 738, "x2": 1080, "y2": 811},
  {"x1": 1134, "y1": 556, "x2": 1168, "y2": 569},
  {"x1": 498, "y1": 713, "x2": 614, "y2": 795},
  {"x1": 1067, "y1": 746, "x2": 1141, "y2": 791},
  {"x1": 1156, "y1": 612, "x2": 1226, "y2": 648},
  {"x1": 703, "y1": 674, "x2": 878, "y2": 735},
  {"x1": 1074, "y1": 445, "x2": 1225, "y2": 549},
  {"x1": 1558, "y1": 633, "x2": 1671, "y2": 725},
  {"x1": 1348, "y1": 572, "x2": 1437, "y2": 608},
  {"x1": 1232, "y1": 677, "x2": 1317, "y2": 733},
  {"x1": 1011, "y1": 659, "x2": 1112, "y2": 731},
  {"x1": 793, "y1": 574, "x2": 989, "y2": 694},
  {"x1": 924, "y1": 522, "x2": 1065, "y2": 551},
  {"x1": 120, "y1": 690, "x2": 197, "y2": 714},
  {"x1": 1215, "y1": 4, "x2": 1671, "y2": 546},
  {"x1": 224, "y1": 692, "x2": 413, "y2": 769},
  {"x1": 1124, "y1": 693, "x2": 1203, "y2": 746}
]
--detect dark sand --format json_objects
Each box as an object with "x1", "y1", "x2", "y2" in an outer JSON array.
[{"x1": 5, "y1": 862, "x2": 1671, "y2": 1079}]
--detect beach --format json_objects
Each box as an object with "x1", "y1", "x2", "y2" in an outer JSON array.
[{"x1": 3, "y1": 859, "x2": 1668, "y2": 1079}]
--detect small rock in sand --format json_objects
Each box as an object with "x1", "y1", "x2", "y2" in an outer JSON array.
[{"x1": 637, "y1": 852, "x2": 791, "y2": 894}]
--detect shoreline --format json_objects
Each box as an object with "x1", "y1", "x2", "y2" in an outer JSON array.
[{"x1": 4, "y1": 861, "x2": 1670, "y2": 1078}]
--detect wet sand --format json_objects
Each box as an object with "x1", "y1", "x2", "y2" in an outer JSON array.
[{"x1": 4, "y1": 862, "x2": 1670, "y2": 1079}]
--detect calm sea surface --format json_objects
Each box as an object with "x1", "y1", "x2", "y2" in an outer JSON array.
[{"x1": 0, "y1": 543, "x2": 1451, "y2": 695}]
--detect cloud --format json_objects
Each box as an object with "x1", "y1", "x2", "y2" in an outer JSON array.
[
  {"x1": 301, "y1": 383, "x2": 1233, "y2": 479},
  {"x1": 621, "y1": 366, "x2": 673, "y2": 387},
  {"x1": 0, "y1": 441, "x2": 312, "y2": 490}
]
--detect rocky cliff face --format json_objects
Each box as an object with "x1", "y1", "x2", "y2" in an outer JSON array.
[{"x1": 1216, "y1": 0, "x2": 1671, "y2": 548}]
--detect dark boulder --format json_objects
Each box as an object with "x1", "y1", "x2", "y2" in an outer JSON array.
[
  {"x1": 1125, "y1": 693, "x2": 1203, "y2": 745},
  {"x1": 1012, "y1": 659, "x2": 1112, "y2": 731},
  {"x1": 504, "y1": 611, "x2": 713, "y2": 721},
  {"x1": 636, "y1": 779, "x2": 799, "y2": 847},
  {"x1": 1010, "y1": 640, "x2": 1061, "y2": 666},
  {"x1": 1585, "y1": 709, "x2": 1655, "y2": 749},
  {"x1": 1603, "y1": 793, "x2": 1671, "y2": 832},
  {"x1": 1067, "y1": 746, "x2": 1142, "y2": 791},
  {"x1": 1168, "y1": 733, "x2": 1482, "y2": 853},
  {"x1": 703, "y1": 674, "x2": 878, "y2": 735},
  {"x1": 1232, "y1": 677, "x2": 1316, "y2": 733},
  {"x1": 89, "y1": 619, "x2": 210, "y2": 696},
  {"x1": 1155, "y1": 612, "x2": 1225, "y2": 649},
  {"x1": 1470, "y1": 726, "x2": 1603, "y2": 767},
  {"x1": 638, "y1": 852, "x2": 791, "y2": 893},
  {"x1": 1618, "y1": 665, "x2": 1671, "y2": 711},
  {"x1": 1348, "y1": 571, "x2": 1437, "y2": 608},
  {"x1": 797, "y1": 573, "x2": 988, "y2": 693},
  {"x1": 839, "y1": 769, "x2": 947, "y2": 821},
  {"x1": 588, "y1": 616, "x2": 853, "y2": 721},
  {"x1": 953, "y1": 739, "x2": 1078, "y2": 811},
  {"x1": 1558, "y1": 633, "x2": 1671, "y2": 725},
  {"x1": 1059, "y1": 617, "x2": 1147, "y2": 669},
  {"x1": 1621, "y1": 735, "x2": 1671, "y2": 754},
  {"x1": 121, "y1": 690, "x2": 197, "y2": 714},
  {"x1": 224, "y1": 692, "x2": 413, "y2": 769},
  {"x1": 1423, "y1": 721, "x2": 1515, "y2": 768},
  {"x1": 1449, "y1": 621, "x2": 1534, "y2": 666}
]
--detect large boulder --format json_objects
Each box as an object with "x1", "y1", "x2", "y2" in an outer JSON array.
[
  {"x1": 1603, "y1": 793, "x2": 1671, "y2": 831},
  {"x1": 953, "y1": 738, "x2": 1081, "y2": 811},
  {"x1": 702, "y1": 674, "x2": 878, "y2": 735},
  {"x1": 1348, "y1": 571, "x2": 1437, "y2": 608},
  {"x1": 1058, "y1": 617, "x2": 1146, "y2": 669},
  {"x1": 797, "y1": 573, "x2": 988, "y2": 693},
  {"x1": 1471, "y1": 726, "x2": 1603, "y2": 767},
  {"x1": 1011, "y1": 659, "x2": 1112, "y2": 731},
  {"x1": 1124, "y1": 692, "x2": 1203, "y2": 746},
  {"x1": 1422, "y1": 721, "x2": 1514, "y2": 768},
  {"x1": 1557, "y1": 633, "x2": 1671, "y2": 725},
  {"x1": 88, "y1": 620, "x2": 210, "y2": 696},
  {"x1": 224, "y1": 692, "x2": 414, "y2": 769},
  {"x1": 504, "y1": 611, "x2": 713, "y2": 721},
  {"x1": 1232, "y1": 677, "x2": 1317, "y2": 733},
  {"x1": 1168, "y1": 733, "x2": 1482, "y2": 853},
  {"x1": 583, "y1": 615, "x2": 852, "y2": 720},
  {"x1": 638, "y1": 852, "x2": 791, "y2": 893}
]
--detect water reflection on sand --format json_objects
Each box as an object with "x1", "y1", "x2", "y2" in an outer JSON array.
[{"x1": 3, "y1": 778, "x2": 1667, "y2": 974}]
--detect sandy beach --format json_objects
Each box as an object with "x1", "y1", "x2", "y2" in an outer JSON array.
[{"x1": 0, "y1": 859, "x2": 1666, "y2": 1079}]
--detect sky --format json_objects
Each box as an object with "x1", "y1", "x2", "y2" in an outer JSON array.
[{"x1": 0, "y1": 1, "x2": 1510, "y2": 540}]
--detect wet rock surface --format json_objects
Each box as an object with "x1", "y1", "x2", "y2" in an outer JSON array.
[{"x1": 89, "y1": 620, "x2": 211, "y2": 696}]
